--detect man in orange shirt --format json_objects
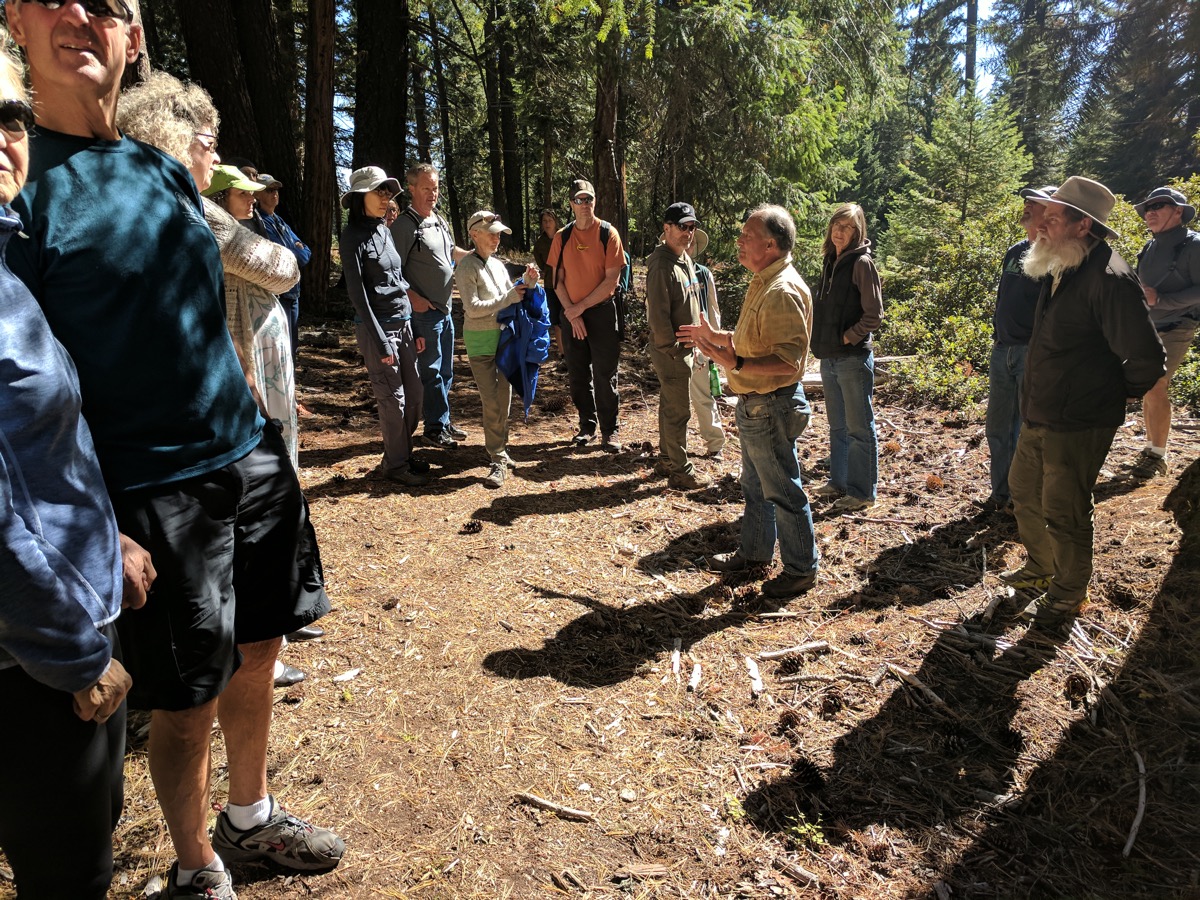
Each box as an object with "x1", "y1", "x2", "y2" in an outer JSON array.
[{"x1": 546, "y1": 179, "x2": 626, "y2": 452}]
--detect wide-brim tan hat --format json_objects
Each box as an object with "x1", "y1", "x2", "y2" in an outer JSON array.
[
  {"x1": 692, "y1": 228, "x2": 709, "y2": 258},
  {"x1": 1027, "y1": 176, "x2": 1118, "y2": 239}
]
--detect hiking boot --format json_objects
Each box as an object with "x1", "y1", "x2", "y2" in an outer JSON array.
[
  {"x1": 571, "y1": 430, "x2": 594, "y2": 447},
  {"x1": 212, "y1": 797, "x2": 344, "y2": 872},
  {"x1": 668, "y1": 471, "x2": 709, "y2": 490},
  {"x1": 811, "y1": 480, "x2": 841, "y2": 499},
  {"x1": 160, "y1": 861, "x2": 236, "y2": 899},
  {"x1": 600, "y1": 434, "x2": 623, "y2": 454},
  {"x1": 830, "y1": 495, "x2": 873, "y2": 513},
  {"x1": 652, "y1": 458, "x2": 670, "y2": 476},
  {"x1": 707, "y1": 551, "x2": 766, "y2": 573},
  {"x1": 762, "y1": 568, "x2": 818, "y2": 599},
  {"x1": 999, "y1": 567, "x2": 1051, "y2": 592},
  {"x1": 408, "y1": 454, "x2": 431, "y2": 474},
  {"x1": 1020, "y1": 591, "x2": 1087, "y2": 629},
  {"x1": 1129, "y1": 448, "x2": 1167, "y2": 480},
  {"x1": 483, "y1": 462, "x2": 506, "y2": 489},
  {"x1": 422, "y1": 431, "x2": 458, "y2": 449},
  {"x1": 446, "y1": 424, "x2": 468, "y2": 440},
  {"x1": 381, "y1": 466, "x2": 430, "y2": 487}
]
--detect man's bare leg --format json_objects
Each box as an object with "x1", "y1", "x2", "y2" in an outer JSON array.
[
  {"x1": 218, "y1": 637, "x2": 282, "y2": 807},
  {"x1": 1143, "y1": 375, "x2": 1171, "y2": 450},
  {"x1": 149, "y1": 702, "x2": 219, "y2": 870}
]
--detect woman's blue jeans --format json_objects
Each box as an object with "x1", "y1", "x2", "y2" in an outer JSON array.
[
  {"x1": 820, "y1": 350, "x2": 878, "y2": 502},
  {"x1": 735, "y1": 384, "x2": 819, "y2": 576}
]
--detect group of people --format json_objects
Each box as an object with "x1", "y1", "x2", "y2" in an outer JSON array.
[
  {"x1": 1, "y1": 4, "x2": 1194, "y2": 900},
  {"x1": 1, "y1": 3, "x2": 339, "y2": 899}
]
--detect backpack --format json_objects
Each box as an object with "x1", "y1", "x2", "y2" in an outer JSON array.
[{"x1": 558, "y1": 218, "x2": 633, "y2": 341}]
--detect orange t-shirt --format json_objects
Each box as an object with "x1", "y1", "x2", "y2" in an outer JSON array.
[{"x1": 546, "y1": 220, "x2": 624, "y2": 305}]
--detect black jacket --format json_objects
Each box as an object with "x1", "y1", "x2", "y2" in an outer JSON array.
[
  {"x1": 1021, "y1": 242, "x2": 1165, "y2": 431},
  {"x1": 810, "y1": 241, "x2": 881, "y2": 359}
]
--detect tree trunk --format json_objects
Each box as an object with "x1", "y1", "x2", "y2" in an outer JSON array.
[
  {"x1": 233, "y1": 0, "x2": 301, "y2": 203},
  {"x1": 174, "y1": 0, "x2": 262, "y2": 165},
  {"x1": 593, "y1": 34, "x2": 622, "y2": 227},
  {"x1": 483, "y1": 1, "x2": 507, "y2": 221},
  {"x1": 429, "y1": 5, "x2": 464, "y2": 245},
  {"x1": 964, "y1": 0, "x2": 978, "y2": 89},
  {"x1": 497, "y1": 8, "x2": 523, "y2": 247},
  {"x1": 300, "y1": 0, "x2": 336, "y2": 317},
  {"x1": 353, "y1": 0, "x2": 410, "y2": 178},
  {"x1": 542, "y1": 122, "x2": 553, "y2": 210},
  {"x1": 413, "y1": 50, "x2": 432, "y2": 163}
]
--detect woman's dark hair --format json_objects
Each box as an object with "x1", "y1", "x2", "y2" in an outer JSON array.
[{"x1": 346, "y1": 192, "x2": 374, "y2": 226}]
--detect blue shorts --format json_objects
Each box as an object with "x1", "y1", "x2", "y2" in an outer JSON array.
[{"x1": 111, "y1": 423, "x2": 329, "y2": 711}]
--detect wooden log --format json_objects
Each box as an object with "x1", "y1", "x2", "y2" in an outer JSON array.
[
  {"x1": 514, "y1": 791, "x2": 595, "y2": 823},
  {"x1": 759, "y1": 640, "x2": 828, "y2": 661}
]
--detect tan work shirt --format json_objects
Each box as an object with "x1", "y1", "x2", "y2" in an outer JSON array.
[{"x1": 729, "y1": 255, "x2": 812, "y2": 395}]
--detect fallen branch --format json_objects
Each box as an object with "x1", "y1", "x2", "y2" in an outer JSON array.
[
  {"x1": 887, "y1": 664, "x2": 950, "y2": 711},
  {"x1": 671, "y1": 638, "x2": 681, "y2": 677},
  {"x1": 773, "y1": 857, "x2": 821, "y2": 887},
  {"x1": 515, "y1": 792, "x2": 595, "y2": 823},
  {"x1": 778, "y1": 673, "x2": 875, "y2": 685},
  {"x1": 760, "y1": 640, "x2": 828, "y2": 661},
  {"x1": 745, "y1": 657, "x2": 764, "y2": 697},
  {"x1": 688, "y1": 663, "x2": 702, "y2": 692},
  {"x1": 1122, "y1": 751, "x2": 1147, "y2": 858}
]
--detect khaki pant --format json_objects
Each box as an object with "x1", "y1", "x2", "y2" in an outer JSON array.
[
  {"x1": 689, "y1": 355, "x2": 725, "y2": 454},
  {"x1": 1008, "y1": 424, "x2": 1116, "y2": 602},
  {"x1": 468, "y1": 354, "x2": 513, "y2": 464},
  {"x1": 649, "y1": 345, "x2": 694, "y2": 476}
]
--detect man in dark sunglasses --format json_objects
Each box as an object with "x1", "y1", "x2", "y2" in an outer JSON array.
[
  {"x1": 1127, "y1": 186, "x2": 1200, "y2": 480},
  {"x1": 5, "y1": 1, "x2": 343, "y2": 897}
]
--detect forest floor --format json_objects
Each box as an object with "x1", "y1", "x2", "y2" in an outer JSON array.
[{"x1": 5, "y1": 319, "x2": 1199, "y2": 900}]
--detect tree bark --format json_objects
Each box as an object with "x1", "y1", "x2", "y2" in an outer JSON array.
[
  {"x1": 300, "y1": 0, "x2": 336, "y2": 316},
  {"x1": 593, "y1": 34, "x2": 623, "y2": 228},
  {"x1": 497, "y1": 7, "x2": 523, "y2": 247},
  {"x1": 174, "y1": 0, "x2": 262, "y2": 165},
  {"x1": 483, "y1": 0, "x2": 507, "y2": 221},
  {"x1": 429, "y1": 5, "x2": 464, "y2": 245},
  {"x1": 353, "y1": 0, "x2": 410, "y2": 178},
  {"x1": 964, "y1": 0, "x2": 978, "y2": 89},
  {"x1": 413, "y1": 49, "x2": 432, "y2": 163}
]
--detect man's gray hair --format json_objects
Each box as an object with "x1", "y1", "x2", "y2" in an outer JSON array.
[
  {"x1": 405, "y1": 162, "x2": 438, "y2": 187},
  {"x1": 749, "y1": 204, "x2": 796, "y2": 254}
]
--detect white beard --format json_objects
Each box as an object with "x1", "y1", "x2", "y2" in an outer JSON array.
[{"x1": 1022, "y1": 234, "x2": 1089, "y2": 279}]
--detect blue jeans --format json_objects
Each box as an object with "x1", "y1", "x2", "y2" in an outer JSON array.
[
  {"x1": 412, "y1": 307, "x2": 455, "y2": 436},
  {"x1": 735, "y1": 384, "x2": 819, "y2": 576},
  {"x1": 985, "y1": 341, "x2": 1027, "y2": 502},
  {"x1": 820, "y1": 351, "x2": 878, "y2": 502}
]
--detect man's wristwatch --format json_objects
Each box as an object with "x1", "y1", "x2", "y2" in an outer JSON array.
[{"x1": 732, "y1": 355, "x2": 745, "y2": 374}]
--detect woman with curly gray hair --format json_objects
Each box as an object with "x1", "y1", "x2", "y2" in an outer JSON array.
[{"x1": 118, "y1": 72, "x2": 300, "y2": 467}]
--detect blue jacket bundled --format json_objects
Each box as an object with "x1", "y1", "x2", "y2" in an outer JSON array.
[
  {"x1": 497, "y1": 282, "x2": 551, "y2": 418},
  {"x1": 0, "y1": 210, "x2": 123, "y2": 693}
]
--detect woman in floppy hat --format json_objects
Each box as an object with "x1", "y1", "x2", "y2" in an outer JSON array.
[
  {"x1": 457, "y1": 210, "x2": 539, "y2": 488},
  {"x1": 340, "y1": 166, "x2": 431, "y2": 486}
]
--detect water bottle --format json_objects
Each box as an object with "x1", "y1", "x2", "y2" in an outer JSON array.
[{"x1": 708, "y1": 360, "x2": 722, "y2": 398}]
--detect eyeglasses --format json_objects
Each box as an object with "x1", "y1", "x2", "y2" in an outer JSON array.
[
  {"x1": 21, "y1": 0, "x2": 134, "y2": 22},
  {"x1": 371, "y1": 186, "x2": 394, "y2": 197},
  {"x1": 669, "y1": 222, "x2": 696, "y2": 232},
  {"x1": 193, "y1": 132, "x2": 218, "y2": 152},
  {"x1": 1141, "y1": 200, "x2": 1174, "y2": 214},
  {"x1": 571, "y1": 197, "x2": 595, "y2": 205},
  {"x1": 0, "y1": 100, "x2": 34, "y2": 138}
]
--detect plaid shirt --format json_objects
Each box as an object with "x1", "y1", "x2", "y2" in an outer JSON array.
[{"x1": 729, "y1": 255, "x2": 812, "y2": 395}]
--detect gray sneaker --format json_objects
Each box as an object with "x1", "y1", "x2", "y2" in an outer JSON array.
[
  {"x1": 483, "y1": 462, "x2": 506, "y2": 488},
  {"x1": 212, "y1": 797, "x2": 344, "y2": 872},
  {"x1": 160, "y1": 862, "x2": 236, "y2": 899}
]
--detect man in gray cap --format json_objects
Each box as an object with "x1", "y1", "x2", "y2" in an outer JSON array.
[
  {"x1": 646, "y1": 202, "x2": 707, "y2": 490},
  {"x1": 980, "y1": 185, "x2": 1056, "y2": 512},
  {"x1": 1127, "y1": 187, "x2": 1200, "y2": 479},
  {"x1": 1002, "y1": 177, "x2": 1165, "y2": 630}
]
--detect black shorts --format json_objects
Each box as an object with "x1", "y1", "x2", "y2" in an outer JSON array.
[{"x1": 111, "y1": 423, "x2": 329, "y2": 711}]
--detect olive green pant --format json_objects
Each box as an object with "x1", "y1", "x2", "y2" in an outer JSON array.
[
  {"x1": 649, "y1": 345, "x2": 695, "y2": 477},
  {"x1": 1008, "y1": 424, "x2": 1116, "y2": 603}
]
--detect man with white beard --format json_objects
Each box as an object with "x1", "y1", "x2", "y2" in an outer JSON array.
[{"x1": 1001, "y1": 176, "x2": 1165, "y2": 630}]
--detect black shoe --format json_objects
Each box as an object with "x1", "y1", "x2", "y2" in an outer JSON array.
[
  {"x1": 422, "y1": 431, "x2": 458, "y2": 449},
  {"x1": 600, "y1": 434, "x2": 623, "y2": 454},
  {"x1": 571, "y1": 431, "x2": 594, "y2": 447},
  {"x1": 274, "y1": 663, "x2": 306, "y2": 688},
  {"x1": 446, "y1": 424, "x2": 468, "y2": 440},
  {"x1": 762, "y1": 569, "x2": 818, "y2": 599},
  {"x1": 382, "y1": 466, "x2": 431, "y2": 486},
  {"x1": 707, "y1": 551, "x2": 764, "y2": 573},
  {"x1": 287, "y1": 624, "x2": 325, "y2": 642},
  {"x1": 408, "y1": 455, "x2": 431, "y2": 474}
]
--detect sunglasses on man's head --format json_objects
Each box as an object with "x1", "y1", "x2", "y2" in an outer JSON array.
[
  {"x1": 1141, "y1": 200, "x2": 1174, "y2": 214},
  {"x1": 21, "y1": 0, "x2": 133, "y2": 21},
  {"x1": 0, "y1": 100, "x2": 34, "y2": 138}
]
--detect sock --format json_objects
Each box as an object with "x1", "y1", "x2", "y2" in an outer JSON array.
[
  {"x1": 176, "y1": 854, "x2": 225, "y2": 886},
  {"x1": 1149, "y1": 445, "x2": 1166, "y2": 457},
  {"x1": 226, "y1": 796, "x2": 272, "y2": 831}
]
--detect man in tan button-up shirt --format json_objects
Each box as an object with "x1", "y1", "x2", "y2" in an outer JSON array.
[{"x1": 678, "y1": 204, "x2": 819, "y2": 602}]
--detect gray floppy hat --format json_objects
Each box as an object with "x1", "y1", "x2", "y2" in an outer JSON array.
[
  {"x1": 340, "y1": 166, "x2": 401, "y2": 208},
  {"x1": 1028, "y1": 175, "x2": 1119, "y2": 239},
  {"x1": 1134, "y1": 187, "x2": 1195, "y2": 225}
]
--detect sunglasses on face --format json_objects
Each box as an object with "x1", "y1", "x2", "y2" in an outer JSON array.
[
  {"x1": 0, "y1": 100, "x2": 34, "y2": 138},
  {"x1": 671, "y1": 222, "x2": 696, "y2": 232},
  {"x1": 571, "y1": 196, "x2": 595, "y2": 205},
  {"x1": 371, "y1": 186, "x2": 394, "y2": 197},
  {"x1": 1141, "y1": 201, "x2": 1174, "y2": 214},
  {"x1": 21, "y1": 0, "x2": 134, "y2": 22}
]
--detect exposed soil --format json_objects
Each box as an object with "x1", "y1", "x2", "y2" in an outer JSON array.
[{"x1": 5, "y1": 319, "x2": 1198, "y2": 900}]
